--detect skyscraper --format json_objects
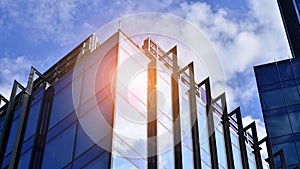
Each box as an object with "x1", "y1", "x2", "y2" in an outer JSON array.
[
  {"x1": 277, "y1": 0, "x2": 300, "y2": 58},
  {"x1": 0, "y1": 30, "x2": 268, "y2": 169},
  {"x1": 253, "y1": 0, "x2": 300, "y2": 168},
  {"x1": 255, "y1": 59, "x2": 300, "y2": 168}
]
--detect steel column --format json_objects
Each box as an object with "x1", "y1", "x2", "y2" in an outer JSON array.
[
  {"x1": 147, "y1": 60, "x2": 158, "y2": 169},
  {"x1": 29, "y1": 85, "x2": 54, "y2": 169},
  {"x1": 170, "y1": 47, "x2": 183, "y2": 169},
  {"x1": 0, "y1": 81, "x2": 26, "y2": 168},
  {"x1": 9, "y1": 67, "x2": 49, "y2": 169}
]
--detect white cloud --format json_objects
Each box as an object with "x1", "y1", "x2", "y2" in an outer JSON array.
[
  {"x1": 179, "y1": 0, "x2": 290, "y2": 76},
  {"x1": 175, "y1": 0, "x2": 291, "y2": 119},
  {"x1": 0, "y1": 0, "x2": 81, "y2": 45},
  {"x1": 225, "y1": 71, "x2": 259, "y2": 111},
  {"x1": 0, "y1": 56, "x2": 43, "y2": 99}
]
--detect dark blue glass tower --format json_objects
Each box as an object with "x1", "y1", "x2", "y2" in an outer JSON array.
[
  {"x1": 277, "y1": 0, "x2": 300, "y2": 58},
  {"x1": 254, "y1": 0, "x2": 300, "y2": 168},
  {"x1": 255, "y1": 59, "x2": 300, "y2": 168}
]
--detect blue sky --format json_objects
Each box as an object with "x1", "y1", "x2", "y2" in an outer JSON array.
[{"x1": 0, "y1": 0, "x2": 291, "y2": 139}]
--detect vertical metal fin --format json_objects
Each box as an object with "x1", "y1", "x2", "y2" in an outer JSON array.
[
  {"x1": 198, "y1": 78, "x2": 219, "y2": 169},
  {"x1": 0, "y1": 81, "x2": 26, "y2": 168},
  {"x1": 229, "y1": 107, "x2": 250, "y2": 169},
  {"x1": 29, "y1": 85, "x2": 54, "y2": 169},
  {"x1": 243, "y1": 122, "x2": 263, "y2": 169},
  {"x1": 8, "y1": 67, "x2": 50, "y2": 169},
  {"x1": 216, "y1": 93, "x2": 235, "y2": 169},
  {"x1": 180, "y1": 62, "x2": 202, "y2": 169},
  {"x1": 147, "y1": 60, "x2": 158, "y2": 169}
]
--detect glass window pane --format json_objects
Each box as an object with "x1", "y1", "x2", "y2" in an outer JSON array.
[
  {"x1": 264, "y1": 108, "x2": 286, "y2": 117},
  {"x1": 273, "y1": 142, "x2": 299, "y2": 166},
  {"x1": 182, "y1": 144, "x2": 194, "y2": 169},
  {"x1": 261, "y1": 89, "x2": 285, "y2": 110},
  {"x1": 159, "y1": 149, "x2": 174, "y2": 169},
  {"x1": 255, "y1": 64, "x2": 279, "y2": 86},
  {"x1": 112, "y1": 155, "x2": 138, "y2": 169},
  {"x1": 289, "y1": 112, "x2": 300, "y2": 133},
  {"x1": 42, "y1": 124, "x2": 76, "y2": 169},
  {"x1": 82, "y1": 153, "x2": 110, "y2": 169},
  {"x1": 283, "y1": 86, "x2": 300, "y2": 105},
  {"x1": 31, "y1": 85, "x2": 46, "y2": 104},
  {"x1": 19, "y1": 149, "x2": 32, "y2": 169},
  {"x1": 248, "y1": 149, "x2": 257, "y2": 169},
  {"x1": 24, "y1": 100, "x2": 42, "y2": 140},
  {"x1": 232, "y1": 145, "x2": 242, "y2": 169},
  {"x1": 49, "y1": 83, "x2": 74, "y2": 128},
  {"x1": 13, "y1": 105, "x2": 22, "y2": 121},
  {"x1": 94, "y1": 44, "x2": 118, "y2": 93},
  {"x1": 292, "y1": 58, "x2": 300, "y2": 78},
  {"x1": 278, "y1": 60, "x2": 294, "y2": 81},
  {"x1": 75, "y1": 123, "x2": 94, "y2": 158},
  {"x1": 295, "y1": 141, "x2": 300, "y2": 162},
  {"x1": 53, "y1": 70, "x2": 73, "y2": 92},
  {"x1": 5, "y1": 117, "x2": 20, "y2": 156},
  {"x1": 265, "y1": 114, "x2": 292, "y2": 137},
  {"x1": 77, "y1": 97, "x2": 113, "y2": 157},
  {"x1": 215, "y1": 129, "x2": 227, "y2": 168}
]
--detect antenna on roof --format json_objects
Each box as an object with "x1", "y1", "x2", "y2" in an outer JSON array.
[{"x1": 118, "y1": 20, "x2": 121, "y2": 31}]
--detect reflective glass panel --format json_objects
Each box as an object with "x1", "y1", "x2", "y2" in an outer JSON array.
[
  {"x1": 5, "y1": 117, "x2": 19, "y2": 156},
  {"x1": 265, "y1": 114, "x2": 292, "y2": 137},
  {"x1": 289, "y1": 112, "x2": 300, "y2": 133},
  {"x1": 42, "y1": 124, "x2": 76, "y2": 169},
  {"x1": 261, "y1": 89, "x2": 285, "y2": 110},
  {"x1": 75, "y1": 123, "x2": 94, "y2": 158},
  {"x1": 273, "y1": 142, "x2": 299, "y2": 166},
  {"x1": 82, "y1": 153, "x2": 110, "y2": 169},
  {"x1": 255, "y1": 64, "x2": 279, "y2": 86},
  {"x1": 215, "y1": 127, "x2": 227, "y2": 169},
  {"x1": 19, "y1": 149, "x2": 32, "y2": 169},
  {"x1": 24, "y1": 100, "x2": 42, "y2": 140},
  {"x1": 283, "y1": 86, "x2": 300, "y2": 105},
  {"x1": 49, "y1": 83, "x2": 74, "y2": 128},
  {"x1": 278, "y1": 60, "x2": 294, "y2": 81}
]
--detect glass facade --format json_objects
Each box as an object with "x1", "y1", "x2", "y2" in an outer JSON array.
[
  {"x1": 255, "y1": 58, "x2": 300, "y2": 168},
  {"x1": 276, "y1": 0, "x2": 300, "y2": 58},
  {"x1": 0, "y1": 30, "x2": 268, "y2": 169}
]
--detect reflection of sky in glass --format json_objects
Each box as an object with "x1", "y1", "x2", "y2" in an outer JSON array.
[{"x1": 105, "y1": 31, "x2": 268, "y2": 168}]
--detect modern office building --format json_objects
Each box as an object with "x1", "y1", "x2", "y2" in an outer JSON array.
[
  {"x1": 276, "y1": 0, "x2": 300, "y2": 58},
  {"x1": 255, "y1": 59, "x2": 300, "y2": 169},
  {"x1": 253, "y1": 0, "x2": 300, "y2": 168},
  {"x1": 0, "y1": 30, "x2": 270, "y2": 169}
]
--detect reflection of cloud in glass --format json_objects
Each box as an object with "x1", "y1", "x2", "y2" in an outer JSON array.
[{"x1": 71, "y1": 13, "x2": 226, "y2": 159}]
